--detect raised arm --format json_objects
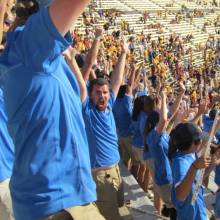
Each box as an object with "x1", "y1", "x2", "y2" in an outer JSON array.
[
  {"x1": 156, "y1": 89, "x2": 168, "y2": 134},
  {"x1": 191, "y1": 101, "x2": 208, "y2": 125},
  {"x1": 82, "y1": 28, "x2": 103, "y2": 81},
  {"x1": 132, "y1": 63, "x2": 143, "y2": 90},
  {"x1": 49, "y1": 0, "x2": 91, "y2": 36},
  {"x1": 169, "y1": 82, "x2": 186, "y2": 121},
  {"x1": 110, "y1": 39, "x2": 128, "y2": 96},
  {"x1": 175, "y1": 155, "x2": 211, "y2": 202},
  {"x1": 63, "y1": 47, "x2": 87, "y2": 102},
  {"x1": 126, "y1": 63, "x2": 136, "y2": 96},
  {"x1": 0, "y1": 0, "x2": 7, "y2": 44}
]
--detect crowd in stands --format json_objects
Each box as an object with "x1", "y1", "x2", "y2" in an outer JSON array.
[{"x1": 0, "y1": 0, "x2": 220, "y2": 220}]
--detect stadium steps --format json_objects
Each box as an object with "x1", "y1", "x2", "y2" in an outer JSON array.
[{"x1": 120, "y1": 163, "x2": 165, "y2": 220}]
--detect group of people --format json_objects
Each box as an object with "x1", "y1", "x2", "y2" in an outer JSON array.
[{"x1": 0, "y1": 0, "x2": 220, "y2": 220}]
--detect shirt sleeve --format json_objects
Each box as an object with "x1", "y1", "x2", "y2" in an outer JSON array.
[{"x1": 13, "y1": 7, "x2": 72, "y2": 72}]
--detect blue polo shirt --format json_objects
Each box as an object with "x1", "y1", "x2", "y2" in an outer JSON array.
[
  {"x1": 0, "y1": 88, "x2": 14, "y2": 182},
  {"x1": 171, "y1": 152, "x2": 207, "y2": 220},
  {"x1": 113, "y1": 95, "x2": 133, "y2": 137},
  {"x1": 146, "y1": 129, "x2": 172, "y2": 185},
  {"x1": 0, "y1": 8, "x2": 96, "y2": 220},
  {"x1": 83, "y1": 92, "x2": 120, "y2": 169}
]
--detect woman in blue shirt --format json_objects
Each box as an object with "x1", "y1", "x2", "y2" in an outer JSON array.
[
  {"x1": 144, "y1": 89, "x2": 176, "y2": 219},
  {"x1": 130, "y1": 96, "x2": 146, "y2": 181},
  {"x1": 168, "y1": 122, "x2": 220, "y2": 220}
]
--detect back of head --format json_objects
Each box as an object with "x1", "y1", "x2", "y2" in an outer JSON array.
[
  {"x1": 144, "y1": 110, "x2": 159, "y2": 137},
  {"x1": 117, "y1": 85, "x2": 127, "y2": 98},
  {"x1": 132, "y1": 96, "x2": 145, "y2": 121},
  {"x1": 168, "y1": 123, "x2": 202, "y2": 159},
  {"x1": 143, "y1": 95, "x2": 157, "y2": 112}
]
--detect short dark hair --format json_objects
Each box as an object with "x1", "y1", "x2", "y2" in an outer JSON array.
[
  {"x1": 132, "y1": 96, "x2": 146, "y2": 121},
  {"x1": 89, "y1": 78, "x2": 109, "y2": 93},
  {"x1": 168, "y1": 123, "x2": 208, "y2": 159}
]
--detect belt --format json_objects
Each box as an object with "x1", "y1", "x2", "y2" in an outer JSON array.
[{"x1": 92, "y1": 163, "x2": 118, "y2": 172}]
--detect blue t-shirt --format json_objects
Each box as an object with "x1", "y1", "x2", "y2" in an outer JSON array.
[
  {"x1": 0, "y1": 8, "x2": 96, "y2": 220},
  {"x1": 113, "y1": 95, "x2": 133, "y2": 137},
  {"x1": 146, "y1": 129, "x2": 172, "y2": 185},
  {"x1": 171, "y1": 152, "x2": 207, "y2": 220},
  {"x1": 0, "y1": 88, "x2": 14, "y2": 182},
  {"x1": 215, "y1": 165, "x2": 220, "y2": 186},
  {"x1": 83, "y1": 92, "x2": 120, "y2": 169}
]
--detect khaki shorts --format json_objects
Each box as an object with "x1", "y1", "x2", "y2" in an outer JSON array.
[
  {"x1": 119, "y1": 136, "x2": 132, "y2": 164},
  {"x1": 42, "y1": 203, "x2": 105, "y2": 220},
  {"x1": 92, "y1": 165, "x2": 124, "y2": 220},
  {"x1": 132, "y1": 147, "x2": 145, "y2": 165},
  {"x1": 145, "y1": 159, "x2": 173, "y2": 208},
  {"x1": 0, "y1": 179, "x2": 14, "y2": 220}
]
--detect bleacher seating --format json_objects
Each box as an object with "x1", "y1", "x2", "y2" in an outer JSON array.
[{"x1": 74, "y1": 0, "x2": 219, "y2": 68}]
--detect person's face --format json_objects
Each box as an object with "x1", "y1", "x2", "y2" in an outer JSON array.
[{"x1": 90, "y1": 84, "x2": 110, "y2": 111}]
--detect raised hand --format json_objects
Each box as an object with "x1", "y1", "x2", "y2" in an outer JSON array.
[
  {"x1": 179, "y1": 82, "x2": 186, "y2": 94},
  {"x1": 94, "y1": 28, "x2": 104, "y2": 39},
  {"x1": 121, "y1": 38, "x2": 129, "y2": 54},
  {"x1": 193, "y1": 156, "x2": 212, "y2": 169},
  {"x1": 197, "y1": 101, "x2": 209, "y2": 115}
]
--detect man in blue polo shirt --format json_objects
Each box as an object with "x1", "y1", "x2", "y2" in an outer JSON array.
[
  {"x1": 83, "y1": 40, "x2": 128, "y2": 220},
  {"x1": 0, "y1": 0, "x2": 105, "y2": 219}
]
